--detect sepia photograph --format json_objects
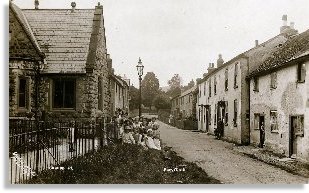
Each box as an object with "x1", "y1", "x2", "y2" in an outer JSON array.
[{"x1": 4, "y1": 0, "x2": 309, "y2": 187}]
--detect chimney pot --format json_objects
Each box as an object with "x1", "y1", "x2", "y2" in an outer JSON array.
[
  {"x1": 34, "y1": 0, "x2": 39, "y2": 9},
  {"x1": 255, "y1": 40, "x2": 259, "y2": 47},
  {"x1": 71, "y1": 2, "x2": 76, "y2": 12}
]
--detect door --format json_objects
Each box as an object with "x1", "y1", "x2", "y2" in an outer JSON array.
[
  {"x1": 289, "y1": 116, "x2": 298, "y2": 158},
  {"x1": 205, "y1": 108, "x2": 209, "y2": 132},
  {"x1": 259, "y1": 115, "x2": 265, "y2": 148}
]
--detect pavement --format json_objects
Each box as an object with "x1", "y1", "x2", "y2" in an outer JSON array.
[{"x1": 158, "y1": 121, "x2": 308, "y2": 184}]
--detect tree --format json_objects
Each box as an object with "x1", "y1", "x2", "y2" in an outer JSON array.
[
  {"x1": 167, "y1": 74, "x2": 182, "y2": 98},
  {"x1": 129, "y1": 85, "x2": 139, "y2": 110},
  {"x1": 153, "y1": 91, "x2": 171, "y2": 110},
  {"x1": 141, "y1": 72, "x2": 160, "y2": 109}
]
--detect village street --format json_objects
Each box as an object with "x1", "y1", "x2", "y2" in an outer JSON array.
[{"x1": 158, "y1": 122, "x2": 308, "y2": 184}]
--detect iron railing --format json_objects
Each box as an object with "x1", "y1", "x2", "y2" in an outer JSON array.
[{"x1": 9, "y1": 117, "x2": 118, "y2": 184}]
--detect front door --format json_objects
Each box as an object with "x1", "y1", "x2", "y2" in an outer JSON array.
[
  {"x1": 289, "y1": 116, "x2": 298, "y2": 158},
  {"x1": 259, "y1": 115, "x2": 265, "y2": 148},
  {"x1": 205, "y1": 108, "x2": 209, "y2": 132}
]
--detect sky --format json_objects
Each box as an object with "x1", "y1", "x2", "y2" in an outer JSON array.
[{"x1": 12, "y1": 0, "x2": 309, "y2": 87}]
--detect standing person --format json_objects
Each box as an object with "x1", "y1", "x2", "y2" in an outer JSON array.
[
  {"x1": 259, "y1": 121, "x2": 265, "y2": 148},
  {"x1": 122, "y1": 125, "x2": 135, "y2": 144},
  {"x1": 216, "y1": 118, "x2": 223, "y2": 139}
]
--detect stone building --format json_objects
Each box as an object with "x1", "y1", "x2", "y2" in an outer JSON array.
[
  {"x1": 178, "y1": 86, "x2": 197, "y2": 118},
  {"x1": 9, "y1": 1, "x2": 113, "y2": 121},
  {"x1": 247, "y1": 29, "x2": 309, "y2": 161},
  {"x1": 196, "y1": 15, "x2": 298, "y2": 144},
  {"x1": 9, "y1": 2, "x2": 45, "y2": 118},
  {"x1": 170, "y1": 94, "x2": 181, "y2": 119},
  {"x1": 110, "y1": 74, "x2": 130, "y2": 116}
]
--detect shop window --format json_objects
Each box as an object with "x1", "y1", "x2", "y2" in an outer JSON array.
[
  {"x1": 297, "y1": 63, "x2": 306, "y2": 83},
  {"x1": 53, "y1": 78, "x2": 76, "y2": 109},
  {"x1": 270, "y1": 110, "x2": 278, "y2": 133}
]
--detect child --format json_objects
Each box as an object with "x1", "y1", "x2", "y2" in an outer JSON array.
[{"x1": 122, "y1": 125, "x2": 135, "y2": 144}]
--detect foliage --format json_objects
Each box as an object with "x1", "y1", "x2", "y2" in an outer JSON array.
[
  {"x1": 129, "y1": 85, "x2": 139, "y2": 110},
  {"x1": 141, "y1": 72, "x2": 160, "y2": 109},
  {"x1": 167, "y1": 74, "x2": 182, "y2": 98},
  {"x1": 27, "y1": 144, "x2": 220, "y2": 184},
  {"x1": 153, "y1": 91, "x2": 171, "y2": 110}
]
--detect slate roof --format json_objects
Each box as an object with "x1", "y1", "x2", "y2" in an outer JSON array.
[
  {"x1": 10, "y1": 2, "x2": 44, "y2": 59},
  {"x1": 22, "y1": 9, "x2": 95, "y2": 74},
  {"x1": 248, "y1": 29, "x2": 309, "y2": 78},
  {"x1": 197, "y1": 33, "x2": 290, "y2": 85},
  {"x1": 181, "y1": 85, "x2": 197, "y2": 97}
]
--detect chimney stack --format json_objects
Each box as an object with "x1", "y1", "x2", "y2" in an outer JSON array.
[
  {"x1": 255, "y1": 40, "x2": 259, "y2": 47},
  {"x1": 71, "y1": 2, "x2": 76, "y2": 12},
  {"x1": 282, "y1": 14, "x2": 287, "y2": 26},
  {"x1": 217, "y1": 54, "x2": 224, "y2": 68},
  {"x1": 280, "y1": 14, "x2": 290, "y2": 33},
  {"x1": 34, "y1": 0, "x2": 39, "y2": 9},
  {"x1": 290, "y1": 22, "x2": 295, "y2": 29}
]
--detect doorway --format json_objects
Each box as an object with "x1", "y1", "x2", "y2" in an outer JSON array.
[
  {"x1": 289, "y1": 116, "x2": 302, "y2": 158},
  {"x1": 259, "y1": 115, "x2": 265, "y2": 148}
]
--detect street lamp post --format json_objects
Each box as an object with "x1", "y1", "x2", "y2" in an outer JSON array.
[{"x1": 136, "y1": 57, "x2": 144, "y2": 118}]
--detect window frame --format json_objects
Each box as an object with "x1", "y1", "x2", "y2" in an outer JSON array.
[
  {"x1": 253, "y1": 77, "x2": 259, "y2": 92},
  {"x1": 225, "y1": 68, "x2": 229, "y2": 91},
  {"x1": 270, "y1": 72, "x2": 277, "y2": 89},
  {"x1": 18, "y1": 77, "x2": 29, "y2": 110},
  {"x1": 234, "y1": 62, "x2": 239, "y2": 89},
  {"x1": 233, "y1": 99, "x2": 238, "y2": 127},
  {"x1": 270, "y1": 110, "x2": 279, "y2": 133},
  {"x1": 297, "y1": 63, "x2": 306, "y2": 83},
  {"x1": 52, "y1": 78, "x2": 76, "y2": 110}
]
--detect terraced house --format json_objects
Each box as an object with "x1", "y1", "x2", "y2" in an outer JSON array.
[
  {"x1": 248, "y1": 30, "x2": 309, "y2": 162},
  {"x1": 9, "y1": 1, "x2": 118, "y2": 121},
  {"x1": 196, "y1": 15, "x2": 298, "y2": 144}
]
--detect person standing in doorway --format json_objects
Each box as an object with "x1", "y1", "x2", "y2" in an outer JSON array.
[{"x1": 259, "y1": 121, "x2": 265, "y2": 148}]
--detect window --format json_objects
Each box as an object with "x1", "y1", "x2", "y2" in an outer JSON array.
[
  {"x1": 208, "y1": 106, "x2": 211, "y2": 125},
  {"x1": 297, "y1": 63, "x2": 306, "y2": 83},
  {"x1": 292, "y1": 115, "x2": 304, "y2": 136},
  {"x1": 270, "y1": 110, "x2": 278, "y2": 132},
  {"x1": 18, "y1": 78, "x2": 28, "y2": 108},
  {"x1": 233, "y1": 99, "x2": 238, "y2": 126},
  {"x1": 253, "y1": 77, "x2": 259, "y2": 92},
  {"x1": 214, "y1": 75, "x2": 217, "y2": 95},
  {"x1": 204, "y1": 82, "x2": 206, "y2": 96},
  {"x1": 98, "y1": 77, "x2": 103, "y2": 110},
  {"x1": 254, "y1": 114, "x2": 260, "y2": 130},
  {"x1": 225, "y1": 102, "x2": 228, "y2": 125},
  {"x1": 53, "y1": 78, "x2": 76, "y2": 109},
  {"x1": 209, "y1": 79, "x2": 212, "y2": 97},
  {"x1": 225, "y1": 68, "x2": 228, "y2": 91},
  {"x1": 199, "y1": 85, "x2": 201, "y2": 97},
  {"x1": 270, "y1": 72, "x2": 277, "y2": 89},
  {"x1": 234, "y1": 63, "x2": 238, "y2": 88},
  {"x1": 214, "y1": 104, "x2": 217, "y2": 125}
]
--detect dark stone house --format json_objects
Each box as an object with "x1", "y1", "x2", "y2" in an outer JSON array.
[{"x1": 9, "y1": 1, "x2": 112, "y2": 121}]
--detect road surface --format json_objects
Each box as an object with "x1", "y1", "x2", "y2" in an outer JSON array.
[{"x1": 159, "y1": 121, "x2": 308, "y2": 184}]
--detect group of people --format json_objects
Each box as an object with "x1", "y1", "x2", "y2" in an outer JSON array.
[{"x1": 108, "y1": 113, "x2": 161, "y2": 150}]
